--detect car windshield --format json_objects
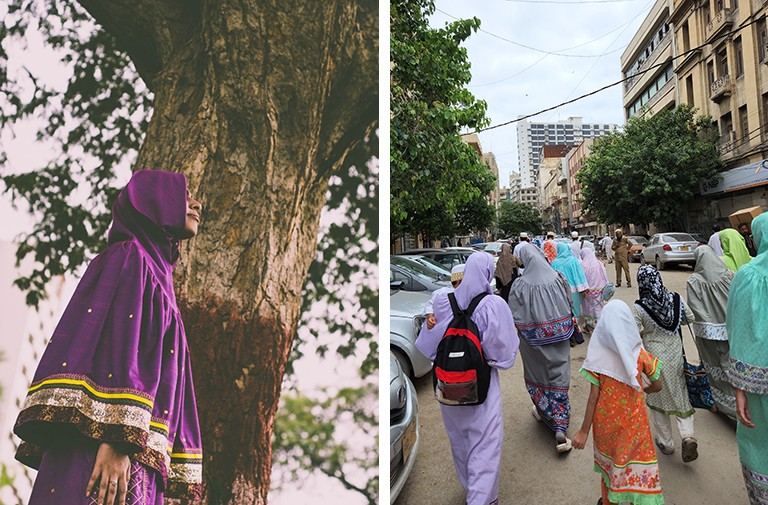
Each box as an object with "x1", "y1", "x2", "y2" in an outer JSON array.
[
  {"x1": 391, "y1": 256, "x2": 447, "y2": 281},
  {"x1": 628, "y1": 237, "x2": 649, "y2": 245},
  {"x1": 403, "y1": 255, "x2": 451, "y2": 278},
  {"x1": 664, "y1": 233, "x2": 695, "y2": 242},
  {"x1": 485, "y1": 243, "x2": 503, "y2": 252}
]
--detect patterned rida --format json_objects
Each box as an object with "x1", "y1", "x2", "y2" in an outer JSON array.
[{"x1": 728, "y1": 358, "x2": 768, "y2": 395}]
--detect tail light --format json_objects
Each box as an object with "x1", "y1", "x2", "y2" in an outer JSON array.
[{"x1": 662, "y1": 244, "x2": 672, "y2": 251}]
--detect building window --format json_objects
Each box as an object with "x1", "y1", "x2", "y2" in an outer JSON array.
[
  {"x1": 739, "y1": 105, "x2": 748, "y2": 142},
  {"x1": 707, "y1": 61, "x2": 715, "y2": 88},
  {"x1": 732, "y1": 0, "x2": 738, "y2": 11},
  {"x1": 705, "y1": 1, "x2": 711, "y2": 24},
  {"x1": 759, "y1": 19, "x2": 768, "y2": 62},
  {"x1": 682, "y1": 22, "x2": 690, "y2": 52},
  {"x1": 717, "y1": 47, "x2": 729, "y2": 77},
  {"x1": 721, "y1": 112, "x2": 733, "y2": 142},
  {"x1": 715, "y1": 0, "x2": 724, "y2": 13},
  {"x1": 735, "y1": 37, "x2": 744, "y2": 78},
  {"x1": 686, "y1": 75, "x2": 694, "y2": 104},
  {"x1": 762, "y1": 93, "x2": 768, "y2": 134}
]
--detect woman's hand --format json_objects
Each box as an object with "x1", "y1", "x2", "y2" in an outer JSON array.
[
  {"x1": 572, "y1": 429, "x2": 589, "y2": 449},
  {"x1": 736, "y1": 389, "x2": 755, "y2": 428},
  {"x1": 86, "y1": 442, "x2": 130, "y2": 505}
]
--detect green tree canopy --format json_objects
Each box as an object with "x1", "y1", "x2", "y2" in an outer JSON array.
[
  {"x1": 391, "y1": 0, "x2": 494, "y2": 238},
  {"x1": 497, "y1": 201, "x2": 544, "y2": 237},
  {"x1": 576, "y1": 104, "x2": 723, "y2": 230}
]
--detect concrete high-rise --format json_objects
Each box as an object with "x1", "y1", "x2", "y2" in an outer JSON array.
[{"x1": 516, "y1": 117, "x2": 618, "y2": 191}]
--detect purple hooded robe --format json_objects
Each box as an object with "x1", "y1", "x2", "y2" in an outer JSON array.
[
  {"x1": 416, "y1": 252, "x2": 519, "y2": 505},
  {"x1": 14, "y1": 170, "x2": 203, "y2": 502}
]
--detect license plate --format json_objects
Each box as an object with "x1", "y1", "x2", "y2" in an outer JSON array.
[
  {"x1": 680, "y1": 246, "x2": 690, "y2": 251},
  {"x1": 402, "y1": 418, "x2": 417, "y2": 463}
]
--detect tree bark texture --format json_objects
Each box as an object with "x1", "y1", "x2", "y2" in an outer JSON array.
[{"x1": 75, "y1": 1, "x2": 378, "y2": 503}]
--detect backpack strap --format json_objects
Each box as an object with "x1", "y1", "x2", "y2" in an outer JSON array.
[
  {"x1": 447, "y1": 293, "x2": 461, "y2": 318},
  {"x1": 465, "y1": 292, "x2": 488, "y2": 317}
]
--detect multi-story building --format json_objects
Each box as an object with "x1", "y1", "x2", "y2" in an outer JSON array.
[
  {"x1": 508, "y1": 170, "x2": 522, "y2": 202},
  {"x1": 482, "y1": 152, "x2": 501, "y2": 209},
  {"x1": 0, "y1": 242, "x2": 75, "y2": 504},
  {"x1": 538, "y1": 146, "x2": 572, "y2": 234},
  {"x1": 621, "y1": 0, "x2": 676, "y2": 119},
  {"x1": 519, "y1": 187, "x2": 539, "y2": 207},
  {"x1": 565, "y1": 139, "x2": 611, "y2": 236},
  {"x1": 670, "y1": 0, "x2": 768, "y2": 230},
  {"x1": 516, "y1": 117, "x2": 618, "y2": 190}
]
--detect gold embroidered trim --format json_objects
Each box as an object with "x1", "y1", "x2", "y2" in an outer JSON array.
[{"x1": 22, "y1": 386, "x2": 151, "y2": 431}]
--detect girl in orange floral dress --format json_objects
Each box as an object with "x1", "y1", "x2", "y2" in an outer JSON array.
[{"x1": 573, "y1": 300, "x2": 665, "y2": 505}]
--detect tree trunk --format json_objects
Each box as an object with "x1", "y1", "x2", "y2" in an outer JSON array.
[{"x1": 75, "y1": 1, "x2": 377, "y2": 503}]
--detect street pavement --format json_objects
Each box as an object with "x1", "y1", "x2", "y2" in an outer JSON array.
[{"x1": 396, "y1": 260, "x2": 746, "y2": 505}]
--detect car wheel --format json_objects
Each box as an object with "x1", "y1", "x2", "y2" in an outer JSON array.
[
  {"x1": 655, "y1": 255, "x2": 665, "y2": 271},
  {"x1": 392, "y1": 347, "x2": 414, "y2": 379}
]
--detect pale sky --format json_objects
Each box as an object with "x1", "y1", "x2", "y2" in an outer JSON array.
[{"x1": 431, "y1": 0, "x2": 655, "y2": 187}]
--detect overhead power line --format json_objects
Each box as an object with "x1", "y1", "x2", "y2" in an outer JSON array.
[
  {"x1": 436, "y1": 7, "x2": 639, "y2": 58},
  {"x1": 473, "y1": 15, "x2": 765, "y2": 133},
  {"x1": 505, "y1": 0, "x2": 645, "y2": 3}
]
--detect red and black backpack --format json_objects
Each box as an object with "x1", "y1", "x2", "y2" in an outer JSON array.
[{"x1": 433, "y1": 292, "x2": 491, "y2": 406}]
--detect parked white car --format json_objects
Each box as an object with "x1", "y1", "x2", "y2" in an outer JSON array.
[
  {"x1": 390, "y1": 353, "x2": 419, "y2": 504},
  {"x1": 390, "y1": 288, "x2": 433, "y2": 378}
]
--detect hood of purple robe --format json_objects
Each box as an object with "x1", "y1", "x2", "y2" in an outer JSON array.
[
  {"x1": 14, "y1": 169, "x2": 202, "y2": 500},
  {"x1": 109, "y1": 169, "x2": 188, "y2": 269}
]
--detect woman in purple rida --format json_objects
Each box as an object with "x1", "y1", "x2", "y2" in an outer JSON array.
[{"x1": 14, "y1": 169, "x2": 204, "y2": 505}]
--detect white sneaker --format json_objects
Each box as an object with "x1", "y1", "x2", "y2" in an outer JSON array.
[{"x1": 555, "y1": 434, "x2": 573, "y2": 453}]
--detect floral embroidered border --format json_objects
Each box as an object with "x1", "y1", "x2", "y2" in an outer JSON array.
[
  {"x1": 516, "y1": 314, "x2": 574, "y2": 346},
  {"x1": 728, "y1": 358, "x2": 768, "y2": 395},
  {"x1": 742, "y1": 463, "x2": 768, "y2": 505},
  {"x1": 692, "y1": 322, "x2": 728, "y2": 341},
  {"x1": 594, "y1": 451, "x2": 664, "y2": 505},
  {"x1": 525, "y1": 380, "x2": 570, "y2": 432},
  {"x1": 13, "y1": 375, "x2": 183, "y2": 486}
]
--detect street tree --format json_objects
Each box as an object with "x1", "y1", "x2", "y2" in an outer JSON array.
[
  {"x1": 0, "y1": 1, "x2": 377, "y2": 504},
  {"x1": 391, "y1": 0, "x2": 493, "y2": 239},
  {"x1": 497, "y1": 201, "x2": 544, "y2": 237},
  {"x1": 577, "y1": 104, "x2": 722, "y2": 230}
]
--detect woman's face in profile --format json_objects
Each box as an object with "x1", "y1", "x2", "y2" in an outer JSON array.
[{"x1": 182, "y1": 191, "x2": 202, "y2": 238}]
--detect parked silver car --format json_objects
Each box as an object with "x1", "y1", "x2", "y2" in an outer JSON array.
[
  {"x1": 390, "y1": 255, "x2": 451, "y2": 292},
  {"x1": 641, "y1": 232, "x2": 700, "y2": 270},
  {"x1": 390, "y1": 353, "x2": 419, "y2": 504},
  {"x1": 390, "y1": 288, "x2": 433, "y2": 378},
  {"x1": 393, "y1": 255, "x2": 452, "y2": 280}
]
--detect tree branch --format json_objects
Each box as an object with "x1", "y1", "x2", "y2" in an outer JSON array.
[{"x1": 75, "y1": 0, "x2": 202, "y2": 90}]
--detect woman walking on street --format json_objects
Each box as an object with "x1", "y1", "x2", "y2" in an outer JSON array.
[
  {"x1": 633, "y1": 265, "x2": 698, "y2": 463},
  {"x1": 686, "y1": 245, "x2": 736, "y2": 419},
  {"x1": 719, "y1": 228, "x2": 752, "y2": 272},
  {"x1": 494, "y1": 243, "x2": 520, "y2": 302},
  {"x1": 573, "y1": 300, "x2": 665, "y2": 505},
  {"x1": 509, "y1": 243, "x2": 578, "y2": 452},
  {"x1": 726, "y1": 213, "x2": 768, "y2": 504},
  {"x1": 580, "y1": 248, "x2": 609, "y2": 334},
  {"x1": 551, "y1": 242, "x2": 589, "y2": 322},
  {"x1": 416, "y1": 252, "x2": 519, "y2": 505}
]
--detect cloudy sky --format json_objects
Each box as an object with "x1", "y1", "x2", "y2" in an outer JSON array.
[{"x1": 430, "y1": 0, "x2": 656, "y2": 187}]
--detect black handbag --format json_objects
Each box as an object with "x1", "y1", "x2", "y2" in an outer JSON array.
[{"x1": 678, "y1": 314, "x2": 715, "y2": 411}]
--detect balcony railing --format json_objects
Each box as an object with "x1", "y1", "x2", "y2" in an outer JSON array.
[
  {"x1": 706, "y1": 8, "x2": 733, "y2": 43},
  {"x1": 710, "y1": 74, "x2": 733, "y2": 102},
  {"x1": 624, "y1": 30, "x2": 672, "y2": 94}
]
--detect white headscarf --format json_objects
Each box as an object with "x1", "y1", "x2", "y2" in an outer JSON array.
[{"x1": 582, "y1": 300, "x2": 644, "y2": 390}]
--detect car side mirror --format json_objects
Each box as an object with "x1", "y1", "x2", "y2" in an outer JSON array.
[{"x1": 390, "y1": 279, "x2": 405, "y2": 291}]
